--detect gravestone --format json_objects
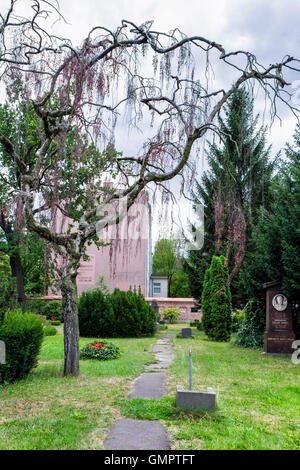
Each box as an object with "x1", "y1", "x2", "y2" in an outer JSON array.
[
  {"x1": 263, "y1": 280, "x2": 295, "y2": 355},
  {"x1": 151, "y1": 300, "x2": 159, "y2": 320},
  {"x1": 181, "y1": 328, "x2": 192, "y2": 338}
]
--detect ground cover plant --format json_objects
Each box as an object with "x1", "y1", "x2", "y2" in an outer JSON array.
[{"x1": 80, "y1": 341, "x2": 120, "y2": 360}]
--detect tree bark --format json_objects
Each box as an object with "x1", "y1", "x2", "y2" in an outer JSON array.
[
  {"x1": 61, "y1": 274, "x2": 80, "y2": 376},
  {"x1": 9, "y1": 251, "x2": 26, "y2": 306},
  {"x1": 0, "y1": 209, "x2": 26, "y2": 307}
]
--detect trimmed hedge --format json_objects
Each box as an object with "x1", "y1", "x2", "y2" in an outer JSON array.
[
  {"x1": 25, "y1": 299, "x2": 63, "y2": 322},
  {"x1": 0, "y1": 310, "x2": 44, "y2": 384},
  {"x1": 44, "y1": 326, "x2": 57, "y2": 336},
  {"x1": 78, "y1": 287, "x2": 156, "y2": 338}
]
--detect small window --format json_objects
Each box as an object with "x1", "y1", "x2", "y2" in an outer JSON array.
[
  {"x1": 191, "y1": 307, "x2": 198, "y2": 312},
  {"x1": 153, "y1": 282, "x2": 161, "y2": 294}
]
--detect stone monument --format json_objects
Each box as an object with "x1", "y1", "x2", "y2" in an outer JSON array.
[
  {"x1": 263, "y1": 280, "x2": 295, "y2": 355},
  {"x1": 181, "y1": 328, "x2": 192, "y2": 338}
]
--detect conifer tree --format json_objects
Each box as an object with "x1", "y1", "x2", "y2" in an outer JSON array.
[
  {"x1": 185, "y1": 87, "x2": 274, "y2": 306},
  {"x1": 239, "y1": 124, "x2": 300, "y2": 344},
  {"x1": 201, "y1": 255, "x2": 232, "y2": 342}
]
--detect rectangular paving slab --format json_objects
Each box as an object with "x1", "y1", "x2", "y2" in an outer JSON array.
[
  {"x1": 104, "y1": 418, "x2": 170, "y2": 450},
  {"x1": 127, "y1": 372, "x2": 166, "y2": 399}
]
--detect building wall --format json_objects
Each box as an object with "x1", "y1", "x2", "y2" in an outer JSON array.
[
  {"x1": 150, "y1": 278, "x2": 168, "y2": 298},
  {"x1": 146, "y1": 297, "x2": 201, "y2": 322},
  {"x1": 50, "y1": 191, "x2": 151, "y2": 296}
]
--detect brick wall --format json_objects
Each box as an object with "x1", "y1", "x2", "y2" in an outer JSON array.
[{"x1": 145, "y1": 297, "x2": 201, "y2": 322}]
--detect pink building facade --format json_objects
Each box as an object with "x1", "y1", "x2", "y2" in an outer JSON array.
[
  {"x1": 51, "y1": 191, "x2": 152, "y2": 297},
  {"x1": 46, "y1": 190, "x2": 201, "y2": 320}
]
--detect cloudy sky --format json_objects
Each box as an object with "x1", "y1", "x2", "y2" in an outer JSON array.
[
  {"x1": 56, "y1": 0, "x2": 300, "y2": 157},
  {"x1": 49, "y1": 0, "x2": 300, "y2": 240},
  {"x1": 6, "y1": 0, "x2": 300, "y2": 242}
]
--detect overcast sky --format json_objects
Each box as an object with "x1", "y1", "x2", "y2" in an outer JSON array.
[
  {"x1": 55, "y1": 0, "x2": 300, "y2": 156},
  {"x1": 6, "y1": 0, "x2": 300, "y2": 243},
  {"x1": 49, "y1": 0, "x2": 300, "y2": 241}
]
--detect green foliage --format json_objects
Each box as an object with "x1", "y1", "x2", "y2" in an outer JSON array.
[
  {"x1": 201, "y1": 267, "x2": 213, "y2": 336},
  {"x1": 0, "y1": 254, "x2": 17, "y2": 311},
  {"x1": 22, "y1": 234, "x2": 47, "y2": 296},
  {"x1": 43, "y1": 326, "x2": 57, "y2": 336},
  {"x1": 80, "y1": 340, "x2": 120, "y2": 360},
  {"x1": 184, "y1": 88, "x2": 274, "y2": 306},
  {"x1": 0, "y1": 310, "x2": 44, "y2": 383},
  {"x1": 78, "y1": 288, "x2": 114, "y2": 338},
  {"x1": 202, "y1": 255, "x2": 232, "y2": 342},
  {"x1": 78, "y1": 287, "x2": 156, "y2": 338},
  {"x1": 196, "y1": 321, "x2": 204, "y2": 331},
  {"x1": 235, "y1": 299, "x2": 265, "y2": 348},
  {"x1": 161, "y1": 307, "x2": 182, "y2": 323},
  {"x1": 50, "y1": 320, "x2": 61, "y2": 326},
  {"x1": 231, "y1": 309, "x2": 246, "y2": 333},
  {"x1": 241, "y1": 123, "x2": 300, "y2": 341},
  {"x1": 152, "y1": 238, "x2": 191, "y2": 297},
  {"x1": 25, "y1": 300, "x2": 63, "y2": 322}
]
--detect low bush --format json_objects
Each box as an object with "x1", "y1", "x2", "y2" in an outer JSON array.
[
  {"x1": 196, "y1": 321, "x2": 204, "y2": 331},
  {"x1": 0, "y1": 310, "x2": 44, "y2": 384},
  {"x1": 44, "y1": 326, "x2": 57, "y2": 336},
  {"x1": 80, "y1": 340, "x2": 120, "y2": 360},
  {"x1": 50, "y1": 320, "x2": 61, "y2": 326},
  {"x1": 235, "y1": 299, "x2": 265, "y2": 348},
  {"x1": 161, "y1": 307, "x2": 182, "y2": 324},
  {"x1": 25, "y1": 299, "x2": 63, "y2": 322},
  {"x1": 231, "y1": 309, "x2": 246, "y2": 333}
]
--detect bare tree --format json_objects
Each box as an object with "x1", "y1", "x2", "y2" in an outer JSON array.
[
  {"x1": 0, "y1": 0, "x2": 66, "y2": 66},
  {"x1": 0, "y1": 13, "x2": 299, "y2": 375}
]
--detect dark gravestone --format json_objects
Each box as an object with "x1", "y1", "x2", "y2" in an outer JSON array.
[
  {"x1": 181, "y1": 328, "x2": 192, "y2": 338},
  {"x1": 263, "y1": 280, "x2": 295, "y2": 355},
  {"x1": 151, "y1": 300, "x2": 159, "y2": 320}
]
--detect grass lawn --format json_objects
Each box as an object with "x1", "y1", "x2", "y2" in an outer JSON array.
[
  {"x1": 121, "y1": 325, "x2": 300, "y2": 450},
  {"x1": 0, "y1": 330, "x2": 158, "y2": 450},
  {"x1": 1, "y1": 324, "x2": 299, "y2": 450}
]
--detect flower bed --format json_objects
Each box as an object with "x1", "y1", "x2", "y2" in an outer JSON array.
[{"x1": 80, "y1": 340, "x2": 120, "y2": 360}]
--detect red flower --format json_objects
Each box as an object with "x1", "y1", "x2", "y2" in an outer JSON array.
[{"x1": 89, "y1": 342, "x2": 105, "y2": 349}]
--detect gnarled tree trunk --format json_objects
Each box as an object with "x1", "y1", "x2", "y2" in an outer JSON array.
[
  {"x1": 61, "y1": 273, "x2": 80, "y2": 376},
  {"x1": 9, "y1": 251, "x2": 26, "y2": 306}
]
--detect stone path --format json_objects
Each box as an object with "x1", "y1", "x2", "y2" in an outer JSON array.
[{"x1": 104, "y1": 333, "x2": 174, "y2": 450}]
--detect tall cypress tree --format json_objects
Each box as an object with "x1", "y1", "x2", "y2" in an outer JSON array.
[
  {"x1": 185, "y1": 87, "x2": 274, "y2": 306},
  {"x1": 201, "y1": 255, "x2": 232, "y2": 342}
]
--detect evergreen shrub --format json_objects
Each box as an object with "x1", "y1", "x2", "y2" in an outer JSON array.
[{"x1": 0, "y1": 310, "x2": 44, "y2": 383}]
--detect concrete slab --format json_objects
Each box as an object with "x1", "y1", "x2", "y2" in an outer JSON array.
[
  {"x1": 127, "y1": 372, "x2": 166, "y2": 399},
  {"x1": 176, "y1": 385, "x2": 216, "y2": 410},
  {"x1": 104, "y1": 418, "x2": 170, "y2": 450}
]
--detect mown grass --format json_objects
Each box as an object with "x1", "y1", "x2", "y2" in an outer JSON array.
[
  {"x1": 1, "y1": 324, "x2": 299, "y2": 450},
  {"x1": 120, "y1": 326, "x2": 300, "y2": 450},
  {"x1": 0, "y1": 331, "x2": 158, "y2": 450}
]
